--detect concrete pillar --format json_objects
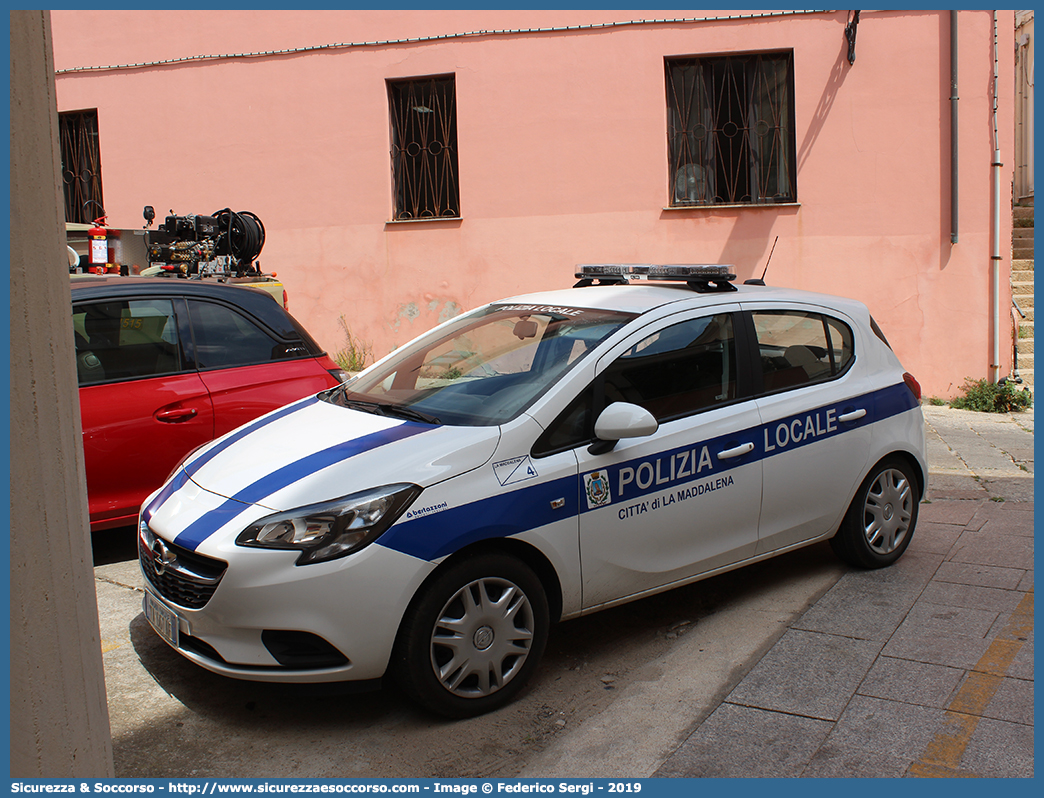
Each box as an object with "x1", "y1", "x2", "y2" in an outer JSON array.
[{"x1": 9, "y1": 9, "x2": 114, "y2": 777}]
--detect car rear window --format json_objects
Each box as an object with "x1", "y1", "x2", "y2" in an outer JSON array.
[
  {"x1": 188, "y1": 300, "x2": 310, "y2": 369},
  {"x1": 753, "y1": 310, "x2": 854, "y2": 393}
]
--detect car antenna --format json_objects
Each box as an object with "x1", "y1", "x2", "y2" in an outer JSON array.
[{"x1": 744, "y1": 236, "x2": 777, "y2": 286}]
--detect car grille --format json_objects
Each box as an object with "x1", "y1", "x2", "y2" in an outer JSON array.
[{"x1": 138, "y1": 529, "x2": 227, "y2": 610}]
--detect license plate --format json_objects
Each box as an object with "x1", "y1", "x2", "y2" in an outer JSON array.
[{"x1": 144, "y1": 591, "x2": 180, "y2": 648}]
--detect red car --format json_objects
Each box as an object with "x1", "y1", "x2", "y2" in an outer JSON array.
[{"x1": 72, "y1": 276, "x2": 346, "y2": 531}]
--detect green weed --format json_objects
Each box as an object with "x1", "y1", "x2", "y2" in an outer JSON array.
[
  {"x1": 949, "y1": 378, "x2": 1032, "y2": 413},
  {"x1": 333, "y1": 315, "x2": 374, "y2": 373}
]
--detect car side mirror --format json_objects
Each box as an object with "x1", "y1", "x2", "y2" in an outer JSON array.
[{"x1": 588, "y1": 402, "x2": 658, "y2": 455}]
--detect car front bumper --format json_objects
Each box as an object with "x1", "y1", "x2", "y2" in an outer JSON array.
[{"x1": 140, "y1": 535, "x2": 436, "y2": 683}]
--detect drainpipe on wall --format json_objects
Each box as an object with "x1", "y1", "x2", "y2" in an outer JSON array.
[
  {"x1": 1022, "y1": 32, "x2": 1035, "y2": 201},
  {"x1": 990, "y1": 11, "x2": 1003, "y2": 383},
  {"x1": 951, "y1": 11, "x2": 959, "y2": 244}
]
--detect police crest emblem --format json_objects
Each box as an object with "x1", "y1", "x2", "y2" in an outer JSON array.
[{"x1": 584, "y1": 469, "x2": 611, "y2": 509}]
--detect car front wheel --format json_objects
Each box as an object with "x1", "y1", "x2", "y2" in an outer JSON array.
[
  {"x1": 830, "y1": 456, "x2": 919, "y2": 569},
  {"x1": 393, "y1": 553, "x2": 549, "y2": 717}
]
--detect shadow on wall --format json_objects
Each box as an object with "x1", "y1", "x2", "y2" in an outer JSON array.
[
  {"x1": 720, "y1": 206, "x2": 800, "y2": 281},
  {"x1": 798, "y1": 10, "x2": 959, "y2": 273},
  {"x1": 659, "y1": 204, "x2": 800, "y2": 285},
  {"x1": 798, "y1": 19, "x2": 852, "y2": 172}
]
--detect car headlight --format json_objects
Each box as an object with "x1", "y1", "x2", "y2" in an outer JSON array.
[{"x1": 236, "y1": 483, "x2": 422, "y2": 565}]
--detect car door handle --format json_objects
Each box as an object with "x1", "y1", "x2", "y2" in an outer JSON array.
[
  {"x1": 717, "y1": 442, "x2": 754, "y2": 460},
  {"x1": 839, "y1": 409, "x2": 867, "y2": 423},
  {"x1": 155, "y1": 407, "x2": 199, "y2": 423}
]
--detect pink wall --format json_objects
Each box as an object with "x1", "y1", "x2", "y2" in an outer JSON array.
[{"x1": 52, "y1": 10, "x2": 1016, "y2": 397}]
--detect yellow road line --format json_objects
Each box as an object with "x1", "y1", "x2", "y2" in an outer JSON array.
[{"x1": 909, "y1": 589, "x2": 1033, "y2": 778}]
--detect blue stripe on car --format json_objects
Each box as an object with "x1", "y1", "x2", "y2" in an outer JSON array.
[
  {"x1": 141, "y1": 468, "x2": 191, "y2": 526},
  {"x1": 184, "y1": 396, "x2": 320, "y2": 477},
  {"x1": 172, "y1": 421, "x2": 434, "y2": 550},
  {"x1": 573, "y1": 382, "x2": 916, "y2": 512},
  {"x1": 379, "y1": 382, "x2": 919, "y2": 560},
  {"x1": 380, "y1": 475, "x2": 579, "y2": 562}
]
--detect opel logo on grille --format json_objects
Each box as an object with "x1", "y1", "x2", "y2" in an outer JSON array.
[{"x1": 150, "y1": 538, "x2": 177, "y2": 576}]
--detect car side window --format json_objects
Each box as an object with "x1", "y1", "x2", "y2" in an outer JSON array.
[
  {"x1": 753, "y1": 310, "x2": 854, "y2": 393},
  {"x1": 73, "y1": 299, "x2": 180, "y2": 385},
  {"x1": 188, "y1": 300, "x2": 302, "y2": 370},
  {"x1": 533, "y1": 313, "x2": 737, "y2": 457},
  {"x1": 825, "y1": 316, "x2": 854, "y2": 372},
  {"x1": 603, "y1": 313, "x2": 737, "y2": 422}
]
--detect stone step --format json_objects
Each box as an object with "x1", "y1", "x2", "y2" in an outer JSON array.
[
  {"x1": 1013, "y1": 230, "x2": 1034, "y2": 257},
  {"x1": 1012, "y1": 258, "x2": 1034, "y2": 272},
  {"x1": 1012, "y1": 280, "x2": 1035, "y2": 296},
  {"x1": 1017, "y1": 351, "x2": 1034, "y2": 369},
  {"x1": 1017, "y1": 336, "x2": 1034, "y2": 354},
  {"x1": 1014, "y1": 205, "x2": 1035, "y2": 223}
]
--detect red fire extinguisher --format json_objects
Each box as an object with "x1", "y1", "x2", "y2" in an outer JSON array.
[{"x1": 88, "y1": 216, "x2": 109, "y2": 274}]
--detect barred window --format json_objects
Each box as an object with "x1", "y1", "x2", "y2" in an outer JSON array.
[
  {"x1": 666, "y1": 52, "x2": 796, "y2": 206},
  {"x1": 59, "y1": 110, "x2": 105, "y2": 224},
  {"x1": 388, "y1": 75, "x2": 460, "y2": 220}
]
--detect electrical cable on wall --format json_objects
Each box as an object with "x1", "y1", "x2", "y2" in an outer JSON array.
[{"x1": 55, "y1": 10, "x2": 835, "y2": 74}]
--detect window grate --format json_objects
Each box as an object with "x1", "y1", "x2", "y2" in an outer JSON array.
[
  {"x1": 59, "y1": 110, "x2": 105, "y2": 224},
  {"x1": 388, "y1": 76, "x2": 460, "y2": 220},
  {"x1": 666, "y1": 52, "x2": 796, "y2": 206}
]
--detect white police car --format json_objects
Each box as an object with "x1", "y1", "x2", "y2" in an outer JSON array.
[{"x1": 140, "y1": 265, "x2": 926, "y2": 717}]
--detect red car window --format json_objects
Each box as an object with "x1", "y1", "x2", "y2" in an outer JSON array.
[
  {"x1": 73, "y1": 298, "x2": 181, "y2": 384},
  {"x1": 188, "y1": 300, "x2": 304, "y2": 369}
]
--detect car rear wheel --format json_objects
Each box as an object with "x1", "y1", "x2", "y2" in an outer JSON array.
[
  {"x1": 393, "y1": 553, "x2": 549, "y2": 718},
  {"x1": 830, "y1": 456, "x2": 918, "y2": 569}
]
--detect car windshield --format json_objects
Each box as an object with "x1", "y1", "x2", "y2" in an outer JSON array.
[{"x1": 323, "y1": 303, "x2": 636, "y2": 426}]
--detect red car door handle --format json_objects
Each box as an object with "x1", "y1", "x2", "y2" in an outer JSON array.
[{"x1": 155, "y1": 407, "x2": 199, "y2": 423}]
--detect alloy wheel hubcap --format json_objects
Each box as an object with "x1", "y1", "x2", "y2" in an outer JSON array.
[
  {"x1": 862, "y1": 468, "x2": 912, "y2": 554},
  {"x1": 430, "y1": 576, "x2": 535, "y2": 698}
]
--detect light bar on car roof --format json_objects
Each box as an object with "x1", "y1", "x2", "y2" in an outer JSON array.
[{"x1": 576, "y1": 264, "x2": 737, "y2": 282}]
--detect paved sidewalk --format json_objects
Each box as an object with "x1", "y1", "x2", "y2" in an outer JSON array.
[{"x1": 656, "y1": 406, "x2": 1034, "y2": 778}]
